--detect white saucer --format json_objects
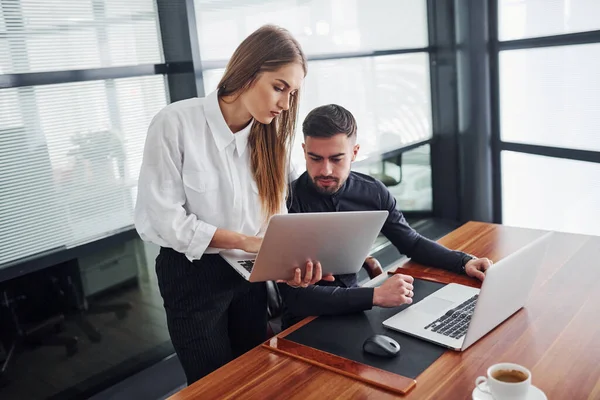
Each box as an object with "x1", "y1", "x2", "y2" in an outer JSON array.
[{"x1": 472, "y1": 385, "x2": 547, "y2": 400}]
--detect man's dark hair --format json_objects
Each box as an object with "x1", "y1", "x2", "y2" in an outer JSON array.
[{"x1": 302, "y1": 104, "x2": 357, "y2": 139}]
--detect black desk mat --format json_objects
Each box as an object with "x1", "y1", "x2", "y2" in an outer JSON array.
[{"x1": 285, "y1": 279, "x2": 447, "y2": 379}]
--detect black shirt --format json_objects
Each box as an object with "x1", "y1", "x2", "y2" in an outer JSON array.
[{"x1": 278, "y1": 171, "x2": 470, "y2": 329}]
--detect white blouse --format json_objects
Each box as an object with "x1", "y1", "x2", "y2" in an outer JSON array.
[{"x1": 134, "y1": 90, "x2": 287, "y2": 261}]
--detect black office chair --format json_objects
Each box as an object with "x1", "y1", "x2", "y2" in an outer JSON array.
[
  {"x1": 263, "y1": 261, "x2": 384, "y2": 337},
  {"x1": 0, "y1": 274, "x2": 79, "y2": 385},
  {"x1": 266, "y1": 281, "x2": 283, "y2": 337},
  {"x1": 370, "y1": 154, "x2": 403, "y2": 187},
  {"x1": 55, "y1": 260, "x2": 132, "y2": 343}
]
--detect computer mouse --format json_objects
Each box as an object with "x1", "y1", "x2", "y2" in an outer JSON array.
[{"x1": 362, "y1": 334, "x2": 401, "y2": 357}]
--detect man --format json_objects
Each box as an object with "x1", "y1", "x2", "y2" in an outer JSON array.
[{"x1": 278, "y1": 104, "x2": 492, "y2": 330}]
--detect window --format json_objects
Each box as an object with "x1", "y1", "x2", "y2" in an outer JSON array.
[
  {"x1": 195, "y1": 0, "x2": 431, "y2": 181},
  {"x1": 0, "y1": 76, "x2": 168, "y2": 265},
  {"x1": 354, "y1": 145, "x2": 432, "y2": 212},
  {"x1": 502, "y1": 151, "x2": 600, "y2": 236},
  {"x1": 2, "y1": 0, "x2": 163, "y2": 74},
  {"x1": 494, "y1": 0, "x2": 600, "y2": 234},
  {"x1": 0, "y1": 39, "x2": 9, "y2": 74},
  {"x1": 0, "y1": 88, "x2": 23, "y2": 129},
  {"x1": 195, "y1": 0, "x2": 427, "y2": 64},
  {"x1": 115, "y1": 75, "x2": 168, "y2": 194},
  {"x1": 500, "y1": 43, "x2": 600, "y2": 152},
  {"x1": 206, "y1": 54, "x2": 432, "y2": 172},
  {"x1": 0, "y1": 1, "x2": 172, "y2": 398},
  {"x1": 499, "y1": 0, "x2": 600, "y2": 41},
  {"x1": 106, "y1": 20, "x2": 163, "y2": 66},
  {"x1": 0, "y1": 0, "x2": 167, "y2": 266},
  {"x1": 297, "y1": 54, "x2": 431, "y2": 167}
]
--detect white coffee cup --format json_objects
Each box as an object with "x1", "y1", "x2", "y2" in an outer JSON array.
[{"x1": 475, "y1": 362, "x2": 531, "y2": 400}]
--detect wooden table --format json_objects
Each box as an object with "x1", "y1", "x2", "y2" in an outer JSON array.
[{"x1": 169, "y1": 222, "x2": 600, "y2": 399}]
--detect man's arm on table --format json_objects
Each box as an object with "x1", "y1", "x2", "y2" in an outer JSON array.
[
  {"x1": 377, "y1": 181, "x2": 471, "y2": 273},
  {"x1": 378, "y1": 183, "x2": 492, "y2": 279},
  {"x1": 277, "y1": 273, "x2": 414, "y2": 318},
  {"x1": 277, "y1": 283, "x2": 373, "y2": 317}
]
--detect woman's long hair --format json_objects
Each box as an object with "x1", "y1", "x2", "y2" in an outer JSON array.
[{"x1": 217, "y1": 25, "x2": 307, "y2": 220}]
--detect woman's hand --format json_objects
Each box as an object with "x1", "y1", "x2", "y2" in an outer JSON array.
[
  {"x1": 278, "y1": 260, "x2": 335, "y2": 288},
  {"x1": 210, "y1": 229, "x2": 263, "y2": 253},
  {"x1": 239, "y1": 236, "x2": 263, "y2": 254}
]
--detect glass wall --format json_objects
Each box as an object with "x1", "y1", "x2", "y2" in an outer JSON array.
[
  {"x1": 0, "y1": 1, "x2": 172, "y2": 399},
  {"x1": 495, "y1": 0, "x2": 600, "y2": 236},
  {"x1": 0, "y1": 0, "x2": 167, "y2": 265}
]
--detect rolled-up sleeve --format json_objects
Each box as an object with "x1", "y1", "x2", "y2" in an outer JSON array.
[{"x1": 134, "y1": 110, "x2": 217, "y2": 260}]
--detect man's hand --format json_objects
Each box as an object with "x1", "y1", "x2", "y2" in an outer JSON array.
[
  {"x1": 372, "y1": 274, "x2": 415, "y2": 307},
  {"x1": 363, "y1": 256, "x2": 384, "y2": 279},
  {"x1": 239, "y1": 236, "x2": 262, "y2": 253},
  {"x1": 278, "y1": 260, "x2": 336, "y2": 288},
  {"x1": 465, "y1": 258, "x2": 493, "y2": 281}
]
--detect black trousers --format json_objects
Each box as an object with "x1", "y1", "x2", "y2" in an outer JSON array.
[{"x1": 155, "y1": 247, "x2": 267, "y2": 385}]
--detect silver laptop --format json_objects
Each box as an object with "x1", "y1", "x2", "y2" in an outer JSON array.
[
  {"x1": 382, "y1": 232, "x2": 553, "y2": 351},
  {"x1": 220, "y1": 211, "x2": 388, "y2": 282}
]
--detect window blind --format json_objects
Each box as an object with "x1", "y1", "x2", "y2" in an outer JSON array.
[
  {"x1": 0, "y1": 0, "x2": 168, "y2": 266},
  {"x1": 0, "y1": 0, "x2": 163, "y2": 74}
]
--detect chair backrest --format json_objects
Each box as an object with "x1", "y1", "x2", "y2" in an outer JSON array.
[{"x1": 265, "y1": 281, "x2": 283, "y2": 319}]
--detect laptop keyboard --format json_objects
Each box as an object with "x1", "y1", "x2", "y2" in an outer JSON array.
[
  {"x1": 237, "y1": 259, "x2": 255, "y2": 273},
  {"x1": 423, "y1": 294, "x2": 479, "y2": 340}
]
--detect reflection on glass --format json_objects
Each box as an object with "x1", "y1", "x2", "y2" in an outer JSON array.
[
  {"x1": 194, "y1": 0, "x2": 428, "y2": 63},
  {"x1": 354, "y1": 144, "x2": 432, "y2": 212},
  {"x1": 502, "y1": 151, "x2": 600, "y2": 236},
  {"x1": 203, "y1": 53, "x2": 432, "y2": 172},
  {"x1": 500, "y1": 44, "x2": 600, "y2": 152},
  {"x1": 499, "y1": 0, "x2": 600, "y2": 41},
  {"x1": 297, "y1": 54, "x2": 431, "y2": 169},
  {"x1": 0, "y1": 237, "x2": 171, "y2": 400},
  {"x1": 37, "y1": 82, "x2": 110, "y2": 172}
]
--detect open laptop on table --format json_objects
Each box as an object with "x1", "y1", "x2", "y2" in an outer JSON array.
[
  {"x1": 220, "y1": 210, "x2": 388, "y2": 282},
  {"x1": 383, "y1": 232, "x2": 553, "y2": 351}
]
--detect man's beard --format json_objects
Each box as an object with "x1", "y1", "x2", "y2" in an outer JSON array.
[{"x1": 309, "y1": 175, "x2": 342, "y2": 195}]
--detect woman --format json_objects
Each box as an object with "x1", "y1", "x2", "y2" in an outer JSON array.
[{"x1": 134, "y1": 25, "x2": 331, "y2": 384}]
